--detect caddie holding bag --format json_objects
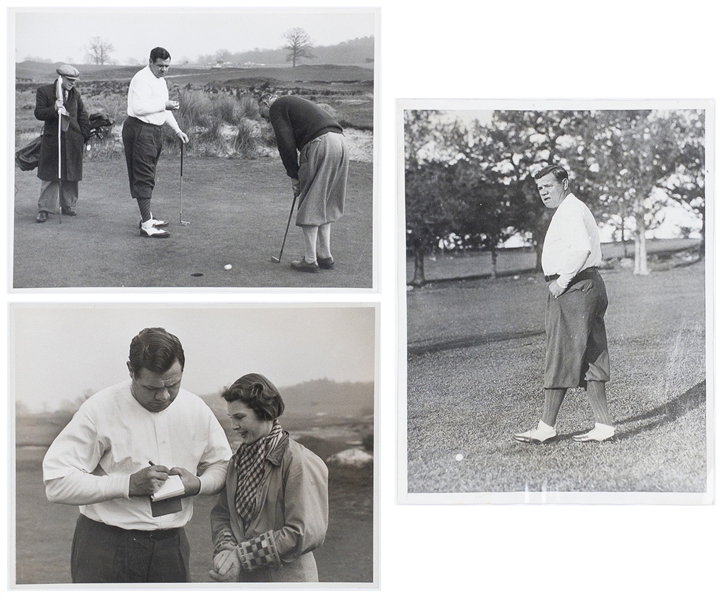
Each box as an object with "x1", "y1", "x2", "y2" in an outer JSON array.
[{"x1": 33, "y1": 64, "x2": 91, "y2": 223}]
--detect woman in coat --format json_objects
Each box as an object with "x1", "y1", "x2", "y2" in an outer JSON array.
[
  {"x1": 34, "y1": 64, "x2": 91, "y2": 222},
  {"x1": 210, "y1": 373, "x2": 328, "y2": 582}
]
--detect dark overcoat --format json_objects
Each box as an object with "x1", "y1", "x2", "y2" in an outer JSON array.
[{"x1": 34, "y1": 82, "x2": 91, "y2": 182}]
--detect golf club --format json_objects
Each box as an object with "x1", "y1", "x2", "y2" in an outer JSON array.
[
  {"x1": 56, "y1": 75, "x2": 63, "y2": 224},
  {"x1": 179, "y1": 142, "x2": 189, "y2": 226},
  {"x1": 271, "y1": 192, "x2": 298, "y2": 263}
]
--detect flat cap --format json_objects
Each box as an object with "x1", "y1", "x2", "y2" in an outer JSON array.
[{"x1": 56, "y1": 64, "x2": 80, "y2": 78}]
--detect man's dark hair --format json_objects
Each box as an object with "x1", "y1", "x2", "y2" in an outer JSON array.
[
  {"x1": 534, "y1": 165, "x2": 568, "y2": 182},
  {"x1": 149, "y1": 47, "x2": 171, "y2": 63},
  {"x1": 222, "y1": 373, "x2": 285, "y2": 421},
  {"x1": 128, "y1": 327, "x2": 185, "y2": 376}
]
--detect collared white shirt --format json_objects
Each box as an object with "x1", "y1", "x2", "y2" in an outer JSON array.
[
  {"x1": 127, "y1": 65, "x2": 181, "y2": 133},
  {"x1": 542, "y1": 193, "x2": 602, "y2": 288},
  {"x1": 43, "y1": 380, "x2": 231, "y2": 531}
]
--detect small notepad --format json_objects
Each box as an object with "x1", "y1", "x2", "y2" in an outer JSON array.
[{"x1": 151, "y1": 475, "x2": 185, "y2": 501}]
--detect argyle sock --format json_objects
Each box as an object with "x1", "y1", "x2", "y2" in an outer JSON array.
[
  {"x1": 586, "y1": 381, "x2": 612, "y2": 426},
  {"x1": 541, "y1": 388, "x2": 566, "y2": 427},
  {"x1": 136, "y1": 197, "x2": 152, "y2": 223}
]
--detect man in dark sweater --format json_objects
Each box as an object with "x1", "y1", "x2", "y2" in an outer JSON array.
[{"x1": 260, "y1": 94, "x2": 349, "y2": 272}]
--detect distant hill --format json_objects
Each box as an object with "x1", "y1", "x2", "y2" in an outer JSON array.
[
  {"x1": 198, "y1": 36, "x2": 374, "y2": 68},
  {"x1": 203, "y1": 378, "x2": 374, "y2": 432},
  {"x1": 17, "y1": 379, "x2": 374, "y2": 449},
  {"x1": 15, "y1": 36, "x2": 374, "y2": 83}
]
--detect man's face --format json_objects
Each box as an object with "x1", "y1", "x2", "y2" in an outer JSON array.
[
  {"x1": 227, "y1": 400, "x2": 274, "y2": 445},
  {"x1": 536, "y1": 173, "x2": 569, "y2": 209},
  {"x1": 128, "y1": 359, "x2": 183, "y2": 412},
  {"x1": 61, "y1": 77, "x2": 77, "y2": 92},
  {"x1": 149, "y1": 58, "x2": 171, "y2": 79}
]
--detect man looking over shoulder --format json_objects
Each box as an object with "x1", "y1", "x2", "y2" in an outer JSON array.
[
  {"x1": 123, "y1": 47, "x2": 189, "y2": 238},
  {"x1": 514, "y1": 165, "x2": 615, "y2": 444},
  {"x1": 42, "y1": 327, "x2": 231, "y2": 582}
]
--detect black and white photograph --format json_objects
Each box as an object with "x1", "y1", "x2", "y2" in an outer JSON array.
[
  {"x1": 400, "y1": 100, "x2": 712, "y2": 503},
  {"x1": 9, "y1": 7, "x2": 377, "y2": 289},
  {"x1": 4, "y1": 1, "x2": 724, "y2": 599},
  {"x1": 10, "y1": 303, "x2": 377, "y2": 587}
]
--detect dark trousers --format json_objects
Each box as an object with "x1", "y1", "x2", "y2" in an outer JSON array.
[
  {"x1": 122, "y1": 116, "x2": 163, "y2": 200},
  {"x1": 544, "y1": 269, "x2": 610, "y2": 389},
  {"x1": 71, "y1": 514, "x2": 190, "y2": 583}
]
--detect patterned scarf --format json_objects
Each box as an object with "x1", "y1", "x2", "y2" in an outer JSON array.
[{"x1": 233, "y1": 420, "x2": 284, "y2": 532}]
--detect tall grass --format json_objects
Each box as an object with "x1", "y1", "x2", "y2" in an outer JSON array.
[
  {"x1": 233, "y1": 118, "x2": 260, "y2": 158},
  {"x1": 179, "y1": 89, "x2": 213, "y2": 128}
]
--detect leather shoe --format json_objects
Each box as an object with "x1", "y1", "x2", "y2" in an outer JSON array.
[
  {"x1": 140, "y1": 224, "x2": 170, "y2": 238},
  {"x1": 291, "y1": 258, "x2": 320, "y2": 273},
  {"x1": 573, "y1": 423, "x2": 615, "y2": 442},
  {"x1": 36, "y1": 211, "x2": 48, "y2": 223},
  {"x1": 513, "y1": 421, "x2": 557, "y2": 443},
  {"x1": 61, "y1": 207, "x2": 77, "y2": 216},
  {"x1": 138, "y1": 217, "x2": 169, "y2": 228},
  {"x1": 317, "y1": 256, "x2": 335, "y2": 270}
]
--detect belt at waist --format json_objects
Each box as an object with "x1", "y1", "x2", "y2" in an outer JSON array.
[
  {"x1": 545, "y1": 267, "x2": 599, "y2": 284},
  {"x1": 125, "y1": 115, "x2": 162, "y2": 128},
  {"x1": 79, "y1": 513, "x2": 182, "y2": 540}
]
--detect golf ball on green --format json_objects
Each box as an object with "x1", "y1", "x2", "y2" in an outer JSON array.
[{"x1": 224, "y1": 264, "x2": 232, "y2": 270}]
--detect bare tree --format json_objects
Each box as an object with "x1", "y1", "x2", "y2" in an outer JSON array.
[
  {"x1": 283, "y1": 28, "x2": 314, "y2": 68},
  {"x1": 83, "y1": 37, "x2": 115, "y2": 65}
]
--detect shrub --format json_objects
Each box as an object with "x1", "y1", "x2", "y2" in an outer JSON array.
[
  {"x1": 212, "y1": 94, "x2": 239, "y2": 124},
  {"x1": 179, "y1": 89, "x2": 212, "y2": 129},
  {"x1": 238, "y1": 94, "x2": 258, "y2": 119},
  {"x1": 233, "y1": 118, "x2": 259, "y2": 158}
]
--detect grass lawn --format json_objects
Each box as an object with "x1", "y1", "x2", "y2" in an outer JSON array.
[
  {"x1": 406, "y1": 261, "x2": 707, "y2": 495},
  {"x1": 15, "y1": 448, "x2": 373, "y2": 584},
  {"x1": 13, "y1": 156, "x2": 373, "y2": 288}
]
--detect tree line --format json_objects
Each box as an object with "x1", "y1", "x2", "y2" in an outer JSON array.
[{"x1": 405, "y1": 109, "x2": 705, "y2": 286}]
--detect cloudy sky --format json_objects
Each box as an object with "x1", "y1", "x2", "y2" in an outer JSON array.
[
  {"x1": 12, "y1": 7, "x2": 376, "y2": 65},
  {"x1": 11, "y1": 304, "x2": 376, "y2": 413}
]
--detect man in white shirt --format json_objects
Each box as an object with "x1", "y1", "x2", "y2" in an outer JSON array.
[
  {"x1": 43, "y1": 327, "x2": 232, "y2": 582},
  {"x1": 514, "y1": 165, "x2": 614, "y2": 444},
  {"x1": 122, "y1": 47, "x2": 189, "y2": 238}
]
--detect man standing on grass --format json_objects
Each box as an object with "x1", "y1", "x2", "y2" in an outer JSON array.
[
  {"x1": 34, "y1": 64, "x2": 91, "y2": 223},
  {"x1": 42, "y1": 327, "x2": 231, "y2": 582},
  {"x1": 514, "y1": 165, "x2": 615, "y2": 443},
  {"x1": 123, "y1": 47, "x2": 189, "y2": 238},
  {"x1": 259, "y1": 93, "x2": 349, "y2": 273}
]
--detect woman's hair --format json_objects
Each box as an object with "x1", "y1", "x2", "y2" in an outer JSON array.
[
  {"x1": 222, "y1": 373, "x2": 285, "y2": 421},
  {"x1": 128, "y1": 327, "x2": 185, "y2": 376}
]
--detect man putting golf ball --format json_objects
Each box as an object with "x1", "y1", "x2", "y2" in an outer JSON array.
[{"x1": 259, "y1": 93, "x2": 349, "y2": 273}]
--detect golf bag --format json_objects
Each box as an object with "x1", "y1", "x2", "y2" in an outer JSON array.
[{"x1": 14, "y1": 112, "x2": 115, "y2": 172}]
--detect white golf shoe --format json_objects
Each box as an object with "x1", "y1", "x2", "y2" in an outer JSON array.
[
  {"x1": 513, "y1": 420, "x2": 557, "y2": 443},
  {"x1": 140, "y1": 218, "x2": 170, "y2": 238},
  {"x1": 573, "y1": 423, "x2": 615, "y2": 442},
  {"x1": 139, "y1": 216, "x2": 169, "y2": 229}
]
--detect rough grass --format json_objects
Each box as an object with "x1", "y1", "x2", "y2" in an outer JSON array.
[{"x1": 406, "y1": 261, "x2": 707, "y2": 495}]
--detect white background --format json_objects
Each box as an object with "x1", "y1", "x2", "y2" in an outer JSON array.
[{"x1": 2, "y1": 0, "x2": 723, "y2": 598}]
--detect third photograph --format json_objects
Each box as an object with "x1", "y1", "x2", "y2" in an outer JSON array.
[{"x1": 399, "y1": 99, "x2": 712, "y2": 504}]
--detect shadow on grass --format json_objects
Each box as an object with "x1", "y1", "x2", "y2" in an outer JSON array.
[
  {"x1": 409, "y1": 329, "x2": 545, "y2": 356},
  {"x1": 611, "y1": 380, "x2": 706, "y2": 441}
]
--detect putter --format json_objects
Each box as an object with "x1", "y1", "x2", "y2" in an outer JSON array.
[
  {"x1": 179, "y1": 142, "x2": 190, "y2": 226},
  {"x1": 271, "y1": 192, "x2": 298, "y2": 263}
]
